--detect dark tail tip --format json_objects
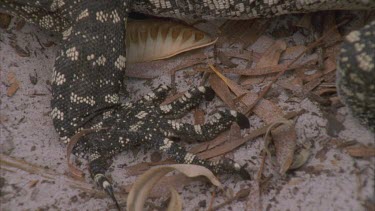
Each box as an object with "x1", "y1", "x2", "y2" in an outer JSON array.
[
  {"x1": 237, "y1": 112, "x2": 250, "y2": 129},
  {"x1": 239, "y1": 165, "x2": 251, "y2": 180},
  {"x1": 103, "y1": 182, "x2": 121, "y2": 211},
  {"x1": 94, "y1": 174, "x2": 121, "y2": 210},
  {"x1": 204, "y1": 86, "x2": 215, "y2": 101}
]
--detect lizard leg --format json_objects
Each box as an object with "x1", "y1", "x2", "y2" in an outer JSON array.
[
  {"x1": 337, "y1": 20, "x2": 375, "y2": 132},
  {"x1": 150, "y1": 134, "x2": 250, "y2": 179},
  {"x1": 164, "y1": 110, "x2": 249, "y2": 141},
  {"x1": 0, "y1": 0, "x2": 69, "y2": 32},
  {"x1": 133, "y1": 84, "x2": 172, "y2": 106},
  {"x1": 160, "y1": 86, "x2": 215, "y2": 119}
]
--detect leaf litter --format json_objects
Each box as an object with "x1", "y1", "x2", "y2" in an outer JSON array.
[{"x1": 2, "y1": 12, "x2": 374, "y2": 211}]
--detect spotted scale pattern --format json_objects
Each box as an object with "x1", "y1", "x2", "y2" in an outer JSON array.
[
  {"x1": 79, "y1": 85, "x2": 250, "y2": 175},
  {"x1": 1, "y1": 0, "x2": 375, "y2": 207},
  {"x1": 337, "y1": 20, "x2": 375, "y2": 132}
]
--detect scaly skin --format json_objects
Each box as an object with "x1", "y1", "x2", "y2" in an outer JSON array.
[{"x1": 1, "y1": 0, "x2": 374, "y2": 208}]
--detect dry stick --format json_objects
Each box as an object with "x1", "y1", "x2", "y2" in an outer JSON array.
[
  {"x1": 0, "y1": 154, "x2": 128, "y2": 200},
  {"x1": 207, "y1": 190, "x2": 216, "y2": 211},
  {"x1": 210, "y1": 188, "x2": 251, "y2": 211},
  {"x1": 220, "y1": 59, "x2": 317, "y2": 76},
  {"x1": 244, "y1": 20, "x2": 348, "y2": 115},
  {"x1": 256, "y1": 151, "x2": 268, "y2": 182}
]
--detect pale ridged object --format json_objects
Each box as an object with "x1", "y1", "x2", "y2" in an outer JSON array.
[{"x1": 126, "y1": 20, "x2": 217, "y2": 63}]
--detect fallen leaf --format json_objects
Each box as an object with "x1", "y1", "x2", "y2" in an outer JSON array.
[
  {"x1": 167, "y1": 186, "x2": 183, "y2": 211},
  {"x1": 217, "y1": 51, "x2": 237, "y2": 68},
  {"x1": 218, "y1": 49, "x2": 255, "y2": 62},
  {"x1": 271, "y1": 123, "x2": 297, "y2": 174},
  {"x1": 126, "y1": 20, "x2": 216, "y2": 63},
  {"x1": 125, "y1": 160, "x2": 174, "y2": 176},
  {"x1": 345, "y1": 146, "x2": 375, "y2": 157},
  {"x1": 28, "y1": 180, "x2": 39, "y2": 188},
  {"x1": 240, "y1": 39, "x2": 286, "y2": 86},
  {"x1": 209, "y1": 64, "x2": 284, "y2": 123},
  {"x1": 194, "y1": 109, "x2": 205, "y2": 125},
  {"x1": 197, "y1": 111, "x2": 303, "y2": 159},
  {"x1": 0, "y1": 13, "x2": 12, "y2": 29},
  {"x1": 209, "y1": 74, "x2": 236, "y2": 109},
  {"x1": 257, "y1": 40, "x2": 287, "y2": 67},
  {"x1": 295, "y1": 14, "x2": 313, "y2": 30},
  {"x1": 245, "y1": 181, "x2": 261, "y2": 211},
  {"x1": 290, "y1": 148, "x2": 310, "y2": 170},
  {"x1": 7, "y1": 72, "x2": 20, "y2": 97},
  {"x1": 277, "y1": 77, "x2": 303, "y2": 95},
  {"x1": 12, "y1": 44, "x2": 30, "y2": 57},
  {"x1": 127, "y1": 164, "x2": 222, "y2": 211},
  {"x1": 126, "y1": 53, "x2": 206, "y2": 79},
  {"x1": 287, "y1": 178, "x2": 305, "y2": 186}
]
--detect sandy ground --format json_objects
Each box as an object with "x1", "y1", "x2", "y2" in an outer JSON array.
[{"x1": 1, "y1": 13, "x2": 374, "y2": 211}]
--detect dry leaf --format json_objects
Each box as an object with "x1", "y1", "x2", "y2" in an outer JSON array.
[
  {"x1": 209, "y1": 64, "x2": 247, "y2": 96},
  {"x1": 238, "y1": 91, "x2": 284, "y2": 123},
  {"x1": 209, "y1": 74, "x2": 236, "y2": 109},
  {"x1": 28, "y1": 180, "x2": 39, "y2": 188},
  {"x1": 257, "y1": 40, "x2": 286, "y2": 67},
  {"x1": 287, "y1": 178, "x2": 305, "y2": 186},
  {"x1": 218, "y1": 49, "x2": 255, "y2": 62},
  {"x1": 14, "y1": 44, "x2": 30, "y2": 57},
  {"x1": 7, "y1": 72, "x2": 20, "y2": 97},
  {"x1": 126, "y1": 50, "x2": 207, "y2": 79},
  {"x1": 167, "y1": 186, "x2": 183, "y2": 211},
  {"x1": 190, "y1": 131, "x2": 231, "y2": 154},
  {"x1": 194, "y1": 109, "x2": 205, "y2": 125},
  {"x1": 240, "y1": 39, "x2": 286, "y2": 86},
  {"x1": 345, "y1": 146, "x2": 375, "y2": 157},
  {"x1": 290, "y1": 148, "x2": 310, "y2": 170},
  {"x1": 126, "y1": 20, "x2": 216, "y2": 63},
  {"x1": 217, "y1": 51, "x2": 237, "y2": 68},
  {"x1": 125, "y1": 160, "x2": 175, "y2": 176},
  {"x1": 295, "y1": 14, "x2": 313, "y2": 30},
  {"x1": 127, "y1": 164, "x2": 222, "y2": 211},
  {"x1": 271, "y1": 123, "x2": 297, "y2": 175},
  {"x1": 277, "y1": 77, "x2": 303, "y2": 95},
  {"x1": 0, "y1": 13, "x2": 11, "y2": 29},
  {"x1": 197, "y1": 111, "x2": 302, "y2": 159},
  {"x1": 245, "y1": 181, "x2": 261, "y2": 211},
  {"x1": 123, "y1": 173, "x2": 194, "y2": 199},
  {"x1": 209, "y1": 59, "x2": 284, "y2": 124}
]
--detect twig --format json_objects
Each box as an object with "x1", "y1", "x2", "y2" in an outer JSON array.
[
  {"x1": 207, "y1": 190, "x2": 216, "y2": 211},
  {"x1": 0, "y1": 154, "x2": 127, "y2": 200},
  {"x1": 256, "y1": 151, "x2": 267, "y2": 182},
  {"x1": 210, "y1": 188, "x2": 251, "y2": 211}
]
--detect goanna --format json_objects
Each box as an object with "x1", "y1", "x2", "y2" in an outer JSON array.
[{"x1": 1, "y1": 0, "x2": 374, "y2": 208}]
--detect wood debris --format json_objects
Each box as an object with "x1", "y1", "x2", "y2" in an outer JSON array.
[
  {"x1": 6, "y1": 72, "x2": 20, "y2": 97},
  {"x1": 345, "y1": 146, "x2": 375, "y2": 157},
  {"x1": 271, "y1": 123, "x2": 297, "y2": 175},
  {"x1": 0, "y1": 13, "x2": 11, "y2": 29}
]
